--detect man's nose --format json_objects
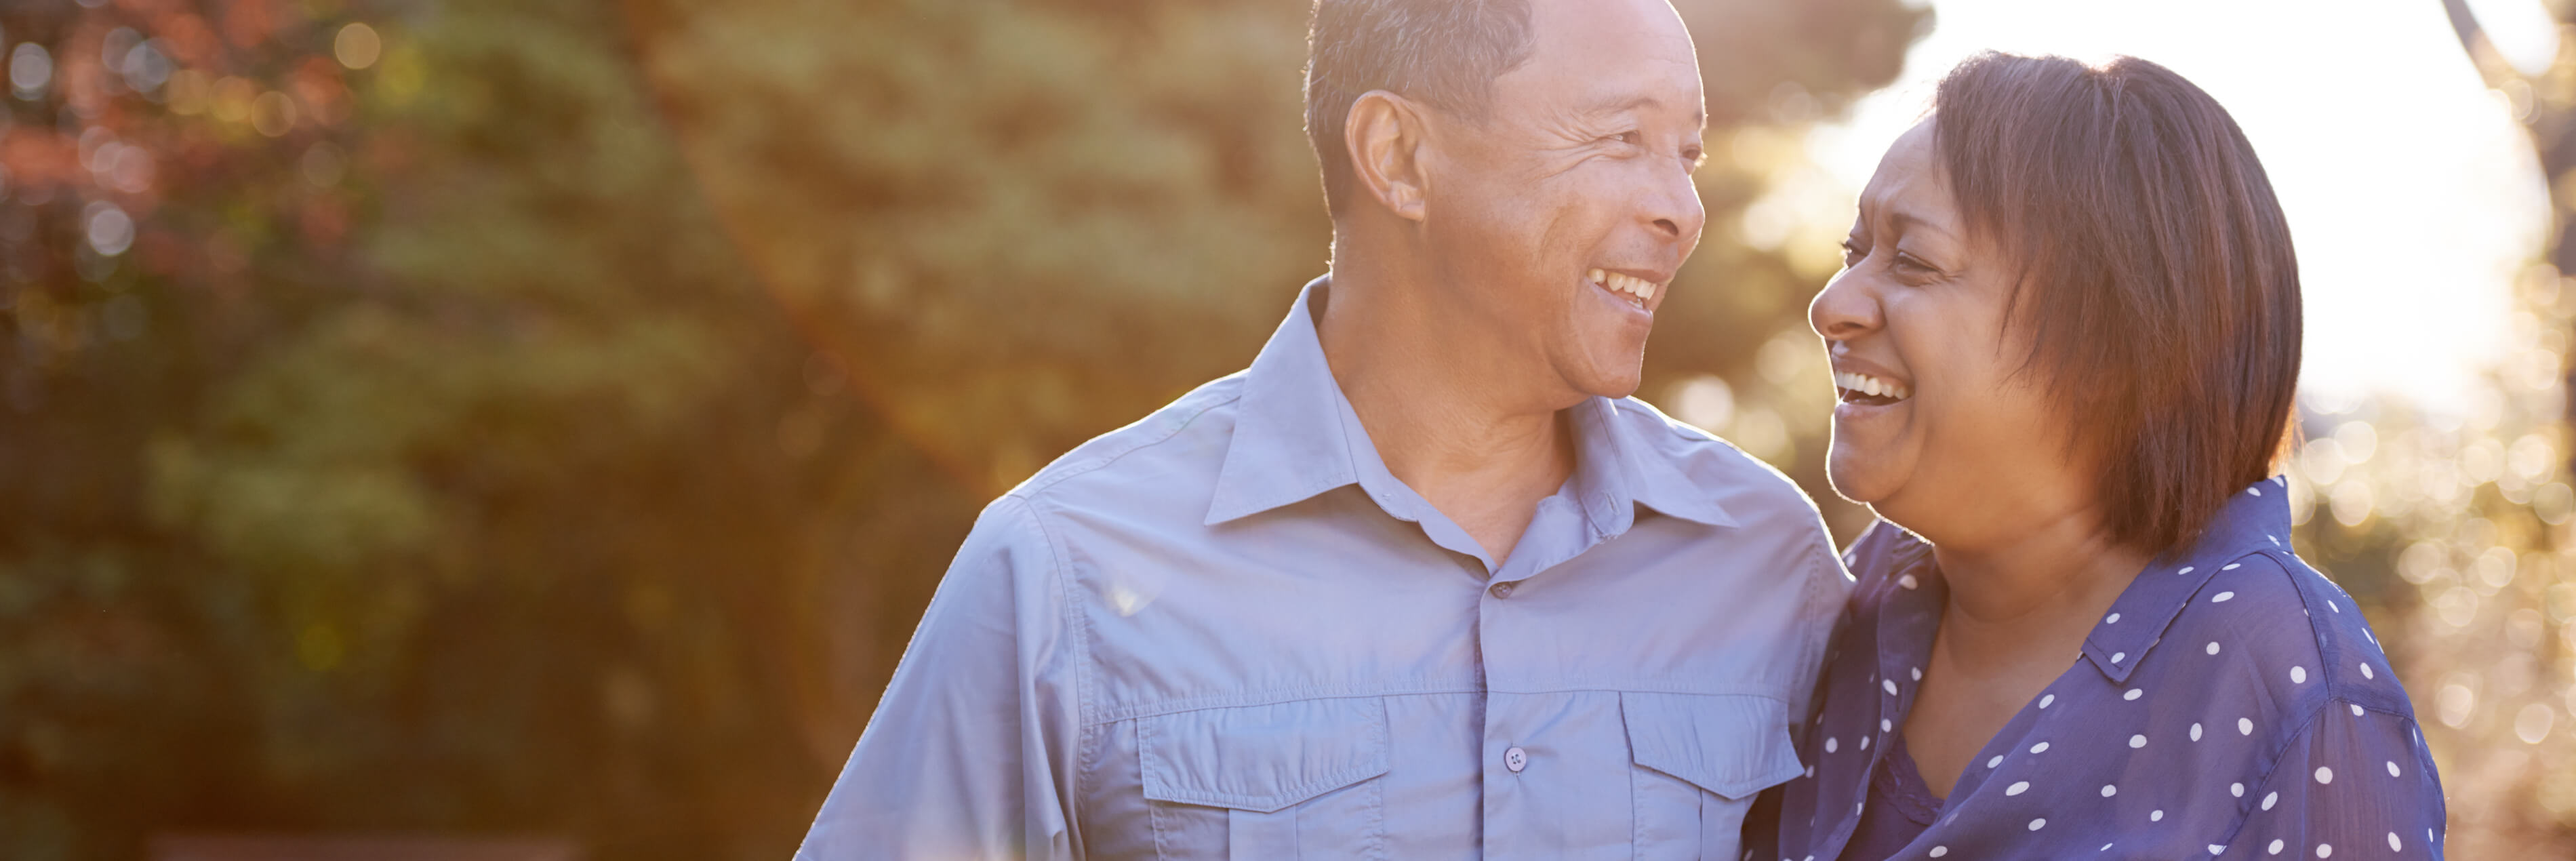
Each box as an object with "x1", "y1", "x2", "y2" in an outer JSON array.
[{"x1": 1643, "y1": 164, "x2": 1706, "y2": 241}]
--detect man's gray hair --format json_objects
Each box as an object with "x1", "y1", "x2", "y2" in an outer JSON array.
[{"x1": 1304, "y1": 0, "x2": 1534, "y2": 216}]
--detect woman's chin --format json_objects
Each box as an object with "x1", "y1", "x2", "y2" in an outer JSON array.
[{"x1": 1824, "y1": 447, "x2": 1901, "y2": 507}]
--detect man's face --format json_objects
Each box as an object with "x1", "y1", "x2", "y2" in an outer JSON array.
[{"x1": 1415, "y1": 0, "x2": 1707, "y2": 401}]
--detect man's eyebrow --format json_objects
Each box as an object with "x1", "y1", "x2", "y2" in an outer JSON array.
[
  {"x1": 1575, "y1": 93, "x2": 1662, "y2": 117},
  {"x1": 1575, "y1": 93, "x2": 1709, "y2": 130}
]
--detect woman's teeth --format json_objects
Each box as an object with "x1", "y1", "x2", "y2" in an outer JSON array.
[
  {"x1": 1588, "y1": 268, "x2": 1657, "y2": 308},
  {"x1": 1834, "y1": 371, "x2": 1912, "y2": 402}
]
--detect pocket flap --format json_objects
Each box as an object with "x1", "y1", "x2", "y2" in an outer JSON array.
[
  {"x1": 1140, "y1": 698, "x2": 1391, "y2": 814},
  {"x1": 1621, "y1": 692, "x2": 1805, "y2": 800}
]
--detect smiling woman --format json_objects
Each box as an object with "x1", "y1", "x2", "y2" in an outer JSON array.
[{"x1": 1758, "y1": 52, "x2": 2448, "y2": 861}]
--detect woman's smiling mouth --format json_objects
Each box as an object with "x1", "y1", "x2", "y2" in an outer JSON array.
[{"x1": 1834, "y1": 370, "x2": 1912, "y2": 405}]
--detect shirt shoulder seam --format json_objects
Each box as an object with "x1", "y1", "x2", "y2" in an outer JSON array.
[{"x1": 1008, "y1": 376, "x2": 1245, "y2": 503}]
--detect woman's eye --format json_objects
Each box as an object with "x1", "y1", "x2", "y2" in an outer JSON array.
[
  {"x1": 1892, "y1": 251, "x2": 1937, "y2": 275},
  {"x1": 1611, "y1": 131, "x2": 1643, "y2": 146},
  {"x1": 1838, "y1": 239, "x2": 1866, "y2": 264}
]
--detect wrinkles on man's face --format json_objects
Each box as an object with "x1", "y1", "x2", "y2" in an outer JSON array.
[{"x1": 1421, "y1": 0, "x2": 1705, "y2": 403}]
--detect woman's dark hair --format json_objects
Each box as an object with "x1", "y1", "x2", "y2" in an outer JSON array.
[{"x1": 1933, "y1": 52, "x2": 2301, "y2": 553}]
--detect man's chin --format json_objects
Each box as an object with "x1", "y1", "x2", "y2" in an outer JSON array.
[{"x1": 1568, "y1": 364, "x2": 1645, "y2": 401}]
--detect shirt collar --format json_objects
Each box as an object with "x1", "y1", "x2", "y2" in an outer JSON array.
[
  {"x1": 1204, "y1": 275, "x2": 1736, "y2": 531},
  {"x1": 2079, "y1": 475, "x2": 2295, "y2": 683}
]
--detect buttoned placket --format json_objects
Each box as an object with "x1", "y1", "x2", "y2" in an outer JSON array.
[{"x1": 1472, "y1": 483, "x2": 1628, "y2": 859}]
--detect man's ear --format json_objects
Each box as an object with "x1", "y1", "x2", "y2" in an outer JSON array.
[{"x1": 1344, "y1": 90, "x2": 1432, "y2": 222}]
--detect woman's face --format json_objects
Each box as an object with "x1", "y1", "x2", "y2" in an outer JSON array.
[{"x1": 1809, "y1": 118, "x2": 2095, "y2": 544}]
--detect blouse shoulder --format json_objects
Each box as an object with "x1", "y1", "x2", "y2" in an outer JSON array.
[{"x1": 2159, "y1": 548, "x2": 2421, "y2": 739}]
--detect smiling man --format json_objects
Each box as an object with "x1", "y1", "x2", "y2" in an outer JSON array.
[{"x1": 794, "y1": 1, "x2": 1845, "y2": 858}]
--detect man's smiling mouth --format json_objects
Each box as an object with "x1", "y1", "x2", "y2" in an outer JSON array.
[
  {"x1": 1587, "y1": 268, "x2": 1659, "y2": 309},
  {"x1": 1834, "y1": 371, "x2": 1912, "y2": 405}
]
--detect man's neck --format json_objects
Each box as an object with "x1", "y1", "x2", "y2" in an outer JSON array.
[{"x1": 1314, "y1": 263, "x2": 1579, "y2": 565}]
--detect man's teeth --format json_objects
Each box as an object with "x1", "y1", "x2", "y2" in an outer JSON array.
[
  {"x1": 1834, "y1": 371, "x2": 1912, "y2": 401},
  {"x1": 1586, "y1": 268, "x2": 1658, "y2": 303}
]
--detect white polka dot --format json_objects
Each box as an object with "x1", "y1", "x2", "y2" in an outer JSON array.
[
  {"x1": 2007, "y1": 780, "x2": 2030, "y2": 795},
  {"x1": 2107, "y1": 612, "x2": 2122, "y2": 624},
  {"x1": 2152, "y1": 809, "x2": 2165, "y2": 822},
  {"x1": 2316, "y1": 766, "x2": 2334, "y2": 784},
  {"x1": 2209, "y1": 845, "x2": 2228, "y2": 855},
  {"x1": 2263, "y1": 790, "x2": 2278, "y2": 810},
  {"x1": 2291, "y1": 666, "x2": 2308, "y2": 684},
  {"x1": 1911, "y1": 666, "x2": 1923, "y2": 681},
  {"x1": 2030, "y1": 741, "x2": 2051, "y2": 754},
  {"x1": 2101, "y1": 784, "x2": 2117, "y2": 797},
  {"x1": 2112, "y1": 652, "x2": 2127, "y2": 663},
  {"x1": 1825, "y1": 737, "x2": 1838, "y2": 753},
  {"x1": 2207, "y1": 641, "x2": 2222, "y2": 655},
  {"x1": 2270, "y1": 839, "x2": 2286, "y2": 855},
  {"x1": 1899, "y1": 574, "x2": 1918, "y2": 590},
  {"x1": 2029, "y1": 818, "x2": 2047, "y2": 831},
  {"x1": 2387, "y1": 760, "x2": 2402, "y2": 777},
  {"x1": 1884, "y1": 679, "x2": 1899, "y2": 695},
  {"x1": 2129, "y1": 734, "x2": 2148, "y2": 748},
  {"x1": 1987, "y1": 755, "x2": 2004, "y2": 768},
  {"x1": 2179, "y1": 566, "x2": 2196, "y2": 575},
  {"x1": 2124, "y1": 689, "x2": 2144, "y2": 701},
  {"x1": 2232, "y1": 782, "x2": 2245, "y2": 797},
  {"x1": 2360, "y1": 662, "x2": 2375, "y2": 679},
  {"x1": 2240, "y1": 717, "x2": 2255, "y2": 736},
  {"x1": 2388, "y1": 833, "x2": 2402, "y2": 851},
  {"x1": 2101, "y1": 844, "x2": 2114, "y2": 852},
  {"x1": 2223, "y1": 563, "x2": 2242, "y2": 571},
  {"x1": 2315, "y1": 843, "x2": 2331, "y2": 858},
  {"x1": 2040, "y1": 694, "x2": 2055, "y2": 709},
  {"x1": 1805, "y1": 765, "x2": 1815, "y2": 778},
  {"x1": 1883, "y1": 719, "x2": 1893, "y2": 732},
  {"x1": 1860, "y1": 736, "x2": 1871, "y2": 750},
  {"x1": 1929, "y1": 849, "x2": 1948, "y2": 858},
  {"x1": 2328, "y1": 599, "x2": 2340, "y2": 613},
  {"x1": 2251, "y1": 486, "x2": 2263, "y2": 496},
  {"x1": 2350, "y1": 704, "x2": 2365, "y2": 717}
]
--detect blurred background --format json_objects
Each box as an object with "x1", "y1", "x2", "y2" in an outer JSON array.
[{"x1": 0, "y1": 0, "x2": 2566, "y2": 858}]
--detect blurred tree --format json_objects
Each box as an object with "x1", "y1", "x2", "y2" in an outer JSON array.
[
  {"x1": 0, "y1": 0, "x2": 1925, "y2": 858},
  {"x1": 2372, "y1": 0, "x2": 2576, "y2": 854}
]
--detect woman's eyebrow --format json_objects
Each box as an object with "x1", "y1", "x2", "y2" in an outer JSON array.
[{"x1": 1886, "y1": 207, "x2": 1960, "y2": 242}]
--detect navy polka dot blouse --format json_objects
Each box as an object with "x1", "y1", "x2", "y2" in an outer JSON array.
[{"x1": 1754, "y1": 477, "x2": 2449, "y2": 860}]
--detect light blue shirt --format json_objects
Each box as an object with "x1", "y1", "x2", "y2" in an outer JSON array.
[{"x1": 796, "y1": 277, "x2": 1849, "y2": 860}]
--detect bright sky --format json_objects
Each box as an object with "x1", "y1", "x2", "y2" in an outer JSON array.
[{"x1": 1796, "y1": 0, "x2": 2555, "y2": 415}]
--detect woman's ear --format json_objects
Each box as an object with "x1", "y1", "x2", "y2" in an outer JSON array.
[{"x1": 1344, "y1": 89, "x2": 1431, "y2": 222}]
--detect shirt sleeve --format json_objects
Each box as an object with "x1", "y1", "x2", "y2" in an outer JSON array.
[
  {"x1": 795, "y1": 496, "x2": 1082, "y2": 860},
  {"x1": 2226, "y1": 699, "x2": 2447, "y2": 859}
]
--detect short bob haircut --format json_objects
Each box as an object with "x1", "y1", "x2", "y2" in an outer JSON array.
[{"x1": 1933, "y1": 52, "x2": 2300, "y2": 553}]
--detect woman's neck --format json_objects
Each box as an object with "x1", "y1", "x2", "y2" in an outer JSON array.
[{"x1": 1927, "y1": 504, "x2": 2150, "y2": 675}]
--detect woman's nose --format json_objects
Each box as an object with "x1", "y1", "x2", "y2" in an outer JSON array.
[{"x1": 1809, "y1": 269, "x2": 1882, "y2": 342}]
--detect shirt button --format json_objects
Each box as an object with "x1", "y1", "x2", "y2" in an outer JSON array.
[
  {"x1": 1489, "y1": 582, "x2": 1516, "y2": 599},
  {"x1": 1504, "y1": 746, "x2": 1528, "y2": 773}
]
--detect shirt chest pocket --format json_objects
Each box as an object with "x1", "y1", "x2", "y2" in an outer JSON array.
[
  {"x1": 1622, "y1": 692, "x2": 1807, "y2": 861},
  {"x1": 1139, "y1": 698, "x2": 1391, "y2": 860}
]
